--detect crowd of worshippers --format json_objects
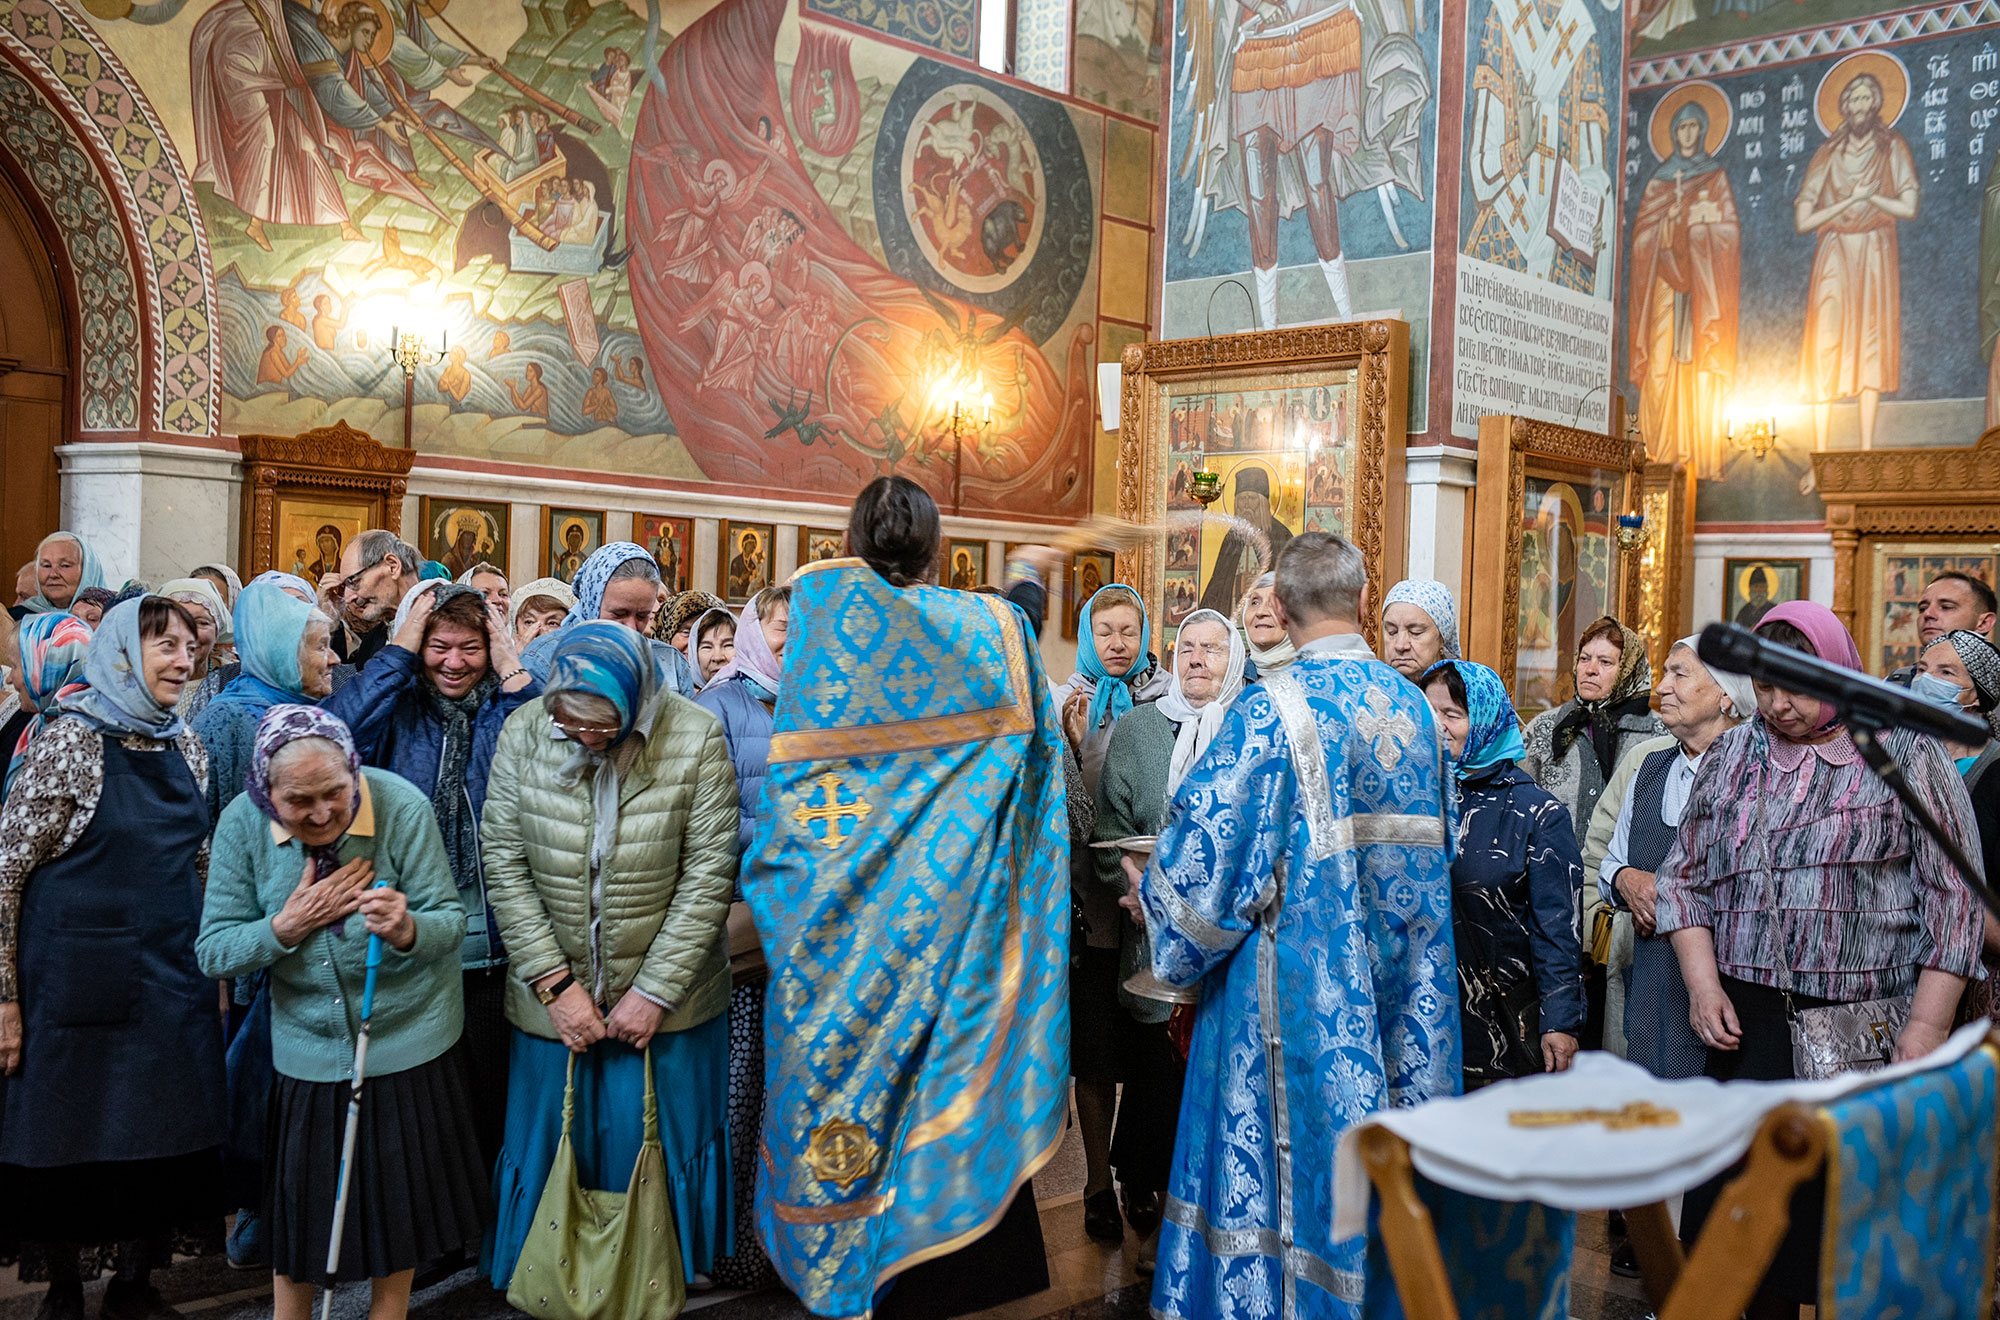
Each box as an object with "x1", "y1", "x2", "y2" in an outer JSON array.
[{"x1": 0, "y1": 500, "x2": 1997, "y2": 1320}]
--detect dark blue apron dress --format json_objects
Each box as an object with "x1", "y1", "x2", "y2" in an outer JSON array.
[
  {"x1": 1619, "y1": 747, "x2": 1708, "y2": 1080},
  {"x1": 0, "y1": 736, "x2": 224, "y2": 1242}
]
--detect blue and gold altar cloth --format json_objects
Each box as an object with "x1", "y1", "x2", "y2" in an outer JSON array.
[
  {"x1": 1819, "y1": 1035, "x2": 1999, "y2": 1319},
  {"x1": 743, "y1": 559, "x2": 1071, "y2": 1318}
]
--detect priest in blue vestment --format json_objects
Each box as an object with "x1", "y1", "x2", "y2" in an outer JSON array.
[
  {"x1": 745, "y1": 477, "x2": 1071, "y2": 1319},
  {"x1": 1128, "y1": 531, "x2": 1461, "y2": 1320}
]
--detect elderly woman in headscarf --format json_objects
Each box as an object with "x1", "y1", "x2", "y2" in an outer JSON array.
[
  {"x1": 4, "y1": 611, "x2": 94, "y2": 799},
  {"x1": 0, "y1": 596, "x2": 223, "y2": 1320},
  {"x1": 1088, "y1": 606, "x2": 1245, "y2": 1260},
  {"x1": 158, "y1": 576, "x2": 233, "y2": 719},
  {"x1": 196, "y1": 706, "x2": 486, "y2": 1320},
  {"x1": 1590, "y1": 636, "x2": 1756, "y2": 1083},
  {"x1": 193, "y1": 562, "x2": 242, "y2": 609},
  {"x1": 456, "y1": 561, "x2": 510, "y2": 616},
  {"x1": 1381, "y1": 578, "x2": 1461, "y2": 680},
  {"x1": 1522, "y1": 616, "x2": 1667, "y2": 846},
  {"x1": 321, "y1": 580, "x2": 539, "y2": 1167},
  {"x1": 22, "y1": 532, "x2": 106, "y2": 616},
  {"x1": 507, "y1": 577, "x2": 575, "y2": 650},
  {"x1": 1658, "y1": 601, "x2": 1984, "y2": 1315},
  {"x1": 1421, "y1": 658, "x2": 1585, "y2": 1086},
  {"x1": 1235, "y1": 571, "x2": 1294, "y2": 681},
  {"x1": 482, "y1": 622, "x2": 738, "y2": 1292},
  {"x1": 192, "y1": 581, "x2": 339, "y2": 822},
  {"x1": 658, "y1": 590, "x2": 728, "y2": 652},
  {"x1": 518, "y1": 543, "x2": 694, "y2": 694},
  {"x1": 66, "y1": 587, "x2": 116, "y2": 630},
  {"x1": 1050, "y1": 583, "x2": 1169, "y2": 1243},
  {"x1": 685, "y1": 607, "x2": 737, "y2": 689},
  {"x1": 1910, "y1": 629, "x2": 2000, "y2": 951}
]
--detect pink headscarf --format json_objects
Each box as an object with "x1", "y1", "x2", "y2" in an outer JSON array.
[
  {"x1": 707, "y1": 589, "x2": 784, "y2": 694},
  {"x1": 1756, "y1": 599, "x2": 1862, "y2": 730}
]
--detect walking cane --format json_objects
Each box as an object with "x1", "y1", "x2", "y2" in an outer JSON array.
[{"x1": 321, "y1": 881, "x2": 390, "y2": 1320}]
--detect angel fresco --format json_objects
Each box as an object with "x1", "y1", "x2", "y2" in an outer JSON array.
[{"x1": 1175, "y1": 0, "x2": 1432, "y2": 328}]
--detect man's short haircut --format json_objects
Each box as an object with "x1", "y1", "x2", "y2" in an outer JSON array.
[
  {"x1": 353, "y1": 529, "x2": 420, "y2": 580},
  {"x1": 1930, "y1": 570, "x2": 1999, "y2": 620},
  {"x1": 1274, "y1": 531, "x2": 1366, "y2": 625}
]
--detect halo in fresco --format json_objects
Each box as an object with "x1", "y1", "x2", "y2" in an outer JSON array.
[
  {"x1": 1814, "y1": 51, "x2": 1909, "y2": 135},
  {"x1": 898, "y1": 86, "x2": 1048, "y2": 295},
  {"x1": 1648, "y1": 82, "x2": 1730, "y2": 159},
  {"x1": 873, "y1": 59, "x2": 1092, "y2": 343}
]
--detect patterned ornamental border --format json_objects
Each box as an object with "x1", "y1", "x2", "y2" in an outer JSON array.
[
  {"x1": 1628, "y1": 0, "x2": 2000, "y2": 87},
  {"x1": 0, "y1": 58, "x2": 138, "y2": 430},
  {"x1": 0, "y1": 0, "x2": 216, "y2": 435}
]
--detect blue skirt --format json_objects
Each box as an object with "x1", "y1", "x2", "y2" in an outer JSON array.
[{"x1": 484, "y1": 1018, "x2": 732, "y2": 1289}]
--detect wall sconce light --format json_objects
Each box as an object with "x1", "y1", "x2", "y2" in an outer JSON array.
[
  {"x1": 934, "y1": 376, "x2": 993, "y2": 515},
  {"x1": 1725, "y1": 413, "x2": 1780, "y2": 461},
  {"x1": 388, "y1": 323, "x2": 447, "y2": 451}
]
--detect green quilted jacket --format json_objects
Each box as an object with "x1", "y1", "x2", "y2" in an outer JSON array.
[{"x1": 481, "y1": 692, "x2": 739, "y2": 1039}]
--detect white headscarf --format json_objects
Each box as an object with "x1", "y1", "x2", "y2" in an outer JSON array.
[
  {"x1": 1383, "y1": 578, "x2": 1462, "y2": 660},
  {"x1": 1159, "y1": 608, "x2": 1248, "y2": 792},
  {"x1": 1672, "y1": 634, "x2": 1756, "y2": 722},
  {"x1": 682, "y1": 606, "x2": 735, "y2": 692},
  {"x1": 1236, "y1": 571, "x2": 1295, "y2": 674}
]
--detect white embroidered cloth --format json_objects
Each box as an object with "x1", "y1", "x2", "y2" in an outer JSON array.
[{"x1": 1331, "y1": 1021, "x2": 1991, "y2": 1242}]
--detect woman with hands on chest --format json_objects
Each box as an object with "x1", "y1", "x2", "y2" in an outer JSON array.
[{"x1": 196, "y1": 706, "x2": 488, "y2": 1320}]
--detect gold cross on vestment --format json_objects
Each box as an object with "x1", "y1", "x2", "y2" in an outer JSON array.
[
  {"x1": 1508, "y1": 1101, "x2": 1681, "y2": 1131},
  {"x1": 1509, "y1": 3, "x2": 1539, "y2": 49},
  {"x1": 1551, "y1": 19, "x2": 1579, "y2": 64},
  {"x1": 804, "y1": 1118, "x2": 878, "y2": 1188},
  {"x1": 793, "y1": 772, "x2": 872, "y2": 850}
]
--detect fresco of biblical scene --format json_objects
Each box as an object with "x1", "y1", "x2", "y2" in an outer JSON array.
[
  {"x1": 1164, "y1": 372, "x2": 1354, "y2": 617},
  {"x1": 1515, "y1": 474, "x2": 1618, "y2": 715},
  {"x1": 422, "y1": 497, "x2": 511, "y2": 578},
  {"x1": 637, "y1": 514, "x2": 693, "y2": 594},
  {"x1": 1623, "y1": 35, "x2": 2000, "y2": 526},
  {"x1": 1072, "y1": 0, "x2": 1162, "y2": 120},
  {"x1": 544, "y1": 507, "x2": 604, "y2": 582},
  {"x1": 1630, "y1": 0, "x2": 1926, "y2": 60},
  {"x1": 1723, "y1": 557, "x2": 1806, "y2": 630},
  {"x1": 1159, "y1": 0, "x2": 1440, "y2": 421},
  {"x1": 1872, "y1": 547, "x2": 1997, "y2": 675},
  {"x1": 74, "y1": 0, "x2": 1112, "y2": 520}
]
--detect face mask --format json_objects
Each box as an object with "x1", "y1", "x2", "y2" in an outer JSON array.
[{"x1": 1910, "y1": 670, "x2": 1971, "y2": 712}]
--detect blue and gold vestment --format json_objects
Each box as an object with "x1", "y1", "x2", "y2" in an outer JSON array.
[
  {"x1": 1139, "y1": 644, "x2": 1462, "y2": 1320},
  {"x1": 744, "y1": 560, "x2": 1071, "y2": 1318}
]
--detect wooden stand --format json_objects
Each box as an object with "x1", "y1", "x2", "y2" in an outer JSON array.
[{"x1": 237, "y1": 421, "x2": 414, "y2": 577}]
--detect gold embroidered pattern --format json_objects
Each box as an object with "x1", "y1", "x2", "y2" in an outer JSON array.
[
  {"x1": 1508, "y1": 1101, "x2": 1681, "y2": 1131},
  {"x1": 792, "y1": 773, "x2": 872, "y2": 850},
  {"x1": 803, "y1": 1119, "x2": 879, "y2": 1189}
]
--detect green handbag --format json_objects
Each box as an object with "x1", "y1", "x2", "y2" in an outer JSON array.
[{"x1": 506, "y1": 1046, "x2": 687, "y2": 1320}]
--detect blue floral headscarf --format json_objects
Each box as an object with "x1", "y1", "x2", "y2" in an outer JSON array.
[
  {"x1": 57, "y1": 596, "x2": 185, "y2": 739},
  {"x1": 1076, "y1": 584, "x2": 1153, "y2": 732},
  {"x1": 209, "y1": 580, "x2": 322, "y2": 714},
  {"x1": 545, "y1": 620, "x2": 658, "y2": 747},
  {"x1": 24, "y1": 532, "x2": 107, "y2": 615},
  {"x1": 1423, "y1": 659, "x2": 1525, "y2": 779},
  {"x1": 562, "y1": 542, "x2": 658, "y2": 626}
]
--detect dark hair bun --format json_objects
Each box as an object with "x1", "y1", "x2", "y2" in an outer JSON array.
[{"x1": 847, "y1": 476, "x2": 939, "y2": 588}]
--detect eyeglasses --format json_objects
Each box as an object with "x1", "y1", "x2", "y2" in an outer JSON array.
[{"x1": 553, "y1": 717, "x2": 623, "y2": 739}]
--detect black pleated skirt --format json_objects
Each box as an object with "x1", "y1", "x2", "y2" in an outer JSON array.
[{"x1": 266, "y1": 1051, "x2": 492, "y2": 1285}]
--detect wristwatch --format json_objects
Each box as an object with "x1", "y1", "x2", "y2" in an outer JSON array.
[{"x1": 534, "y1": 972, "x2": 576, "y2": 1005}]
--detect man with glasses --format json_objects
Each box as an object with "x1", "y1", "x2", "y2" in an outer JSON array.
[{"x1": 320, "y1": 529, "x2": 423, "y2": 667}]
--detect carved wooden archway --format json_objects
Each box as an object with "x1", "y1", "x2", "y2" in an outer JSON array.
[
  {"x1": 237, "y1": 422, "x2": 415, "y2": 576},
  {"x1": 1812, "y1": 430, "x2": 2000, "y2": 641}
]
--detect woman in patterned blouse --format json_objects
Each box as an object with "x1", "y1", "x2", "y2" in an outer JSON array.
[
  {"x1": 1655, "y1": 599, "x2": 1984, "y2": 1316},
  {"x1": 0, "y1": 596, "x2": 225, "y2": 1320}
]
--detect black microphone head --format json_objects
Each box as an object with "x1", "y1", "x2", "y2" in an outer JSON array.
[{"x1": 1697, "y1": 622, "x2": 1759, "y2": 675}]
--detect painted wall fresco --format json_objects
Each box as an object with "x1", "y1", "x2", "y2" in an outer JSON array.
[
  {"x1": 1155, "y1": 0, "x2": 1440, "y2": 425},
  {"x1": 1449, "y1": 0, "x2": 1623, "y2": 439},
  {"x1": 1071, "y1": 0, "x2": 1160, "y2": 121},
  {"x1": 65, "y1": 0, "x2": 1138, "y2": 519},
  {"x1": 1621, "y1": 15, "x2": 2000, "y2": 523}
]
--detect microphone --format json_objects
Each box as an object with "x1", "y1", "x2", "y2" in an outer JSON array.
[{"x1": 1697, "y1": 623, "x2": 1991, "y2": 746}]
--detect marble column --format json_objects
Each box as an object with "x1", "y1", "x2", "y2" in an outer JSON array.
[
  {"x1": 56, "y1": 441, "x2": 241, "y2": 587},
  {"x1": 1402, "y1": 444, "x2": 1479, "y2": 602}
]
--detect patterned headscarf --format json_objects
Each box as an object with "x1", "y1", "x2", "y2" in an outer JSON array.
[
  {"x1": 708, "y1": 591, "x2": 783, "y2": 697},
  {"x1": 545, "y1": 621, "x2": 658, "y2": 748},
  {"x1": 562, "y1": 542, "x2": 658, "y2": 627},
  {"x1": 657, "y1": 590, "x2": 728, "y2": 644},
  {"x1": 71, "y1": 587, "x2": 118, "y2": 618},
  {"x1": 1425, "y1": 659, "x2": 1526, "y2": 779},
  {"x1": 210, "y1": 580, "x2": 321, "y2": 713},
  {"x1": 245, "y1": 704, "x2": 362, "y2": 824},
  {"x1": 1383, "y1": 578, "x2": 1462, "y2": 660},
  {"x1": 1553, "y1": 617, "x2": 1654, "y2": 774},
  {"x1": 250, "y1": 569, "x2": 318, "y2": 601},
  {"x1": 57, "y1": 596, "x2": 185, "y2": 740},
  {"x1": 683, "y1": 607, "x2": 736, "y2": 691},
  {"x1": 508, "y1": 577, "x2": 577, "y2": 627},
  {"x1": 1074, "y1": 584, "x2": 1154, "y2": 732},
  {"x1": 1939, "y1": 629, "x2": 2000, "y2": 736},
  {"x1": 8, "y1": 611, "x2": 94, "y2": 789},
  {"x1": 1757, "y1": 600, "x2": 1861, "y2": 733},
  {"x1": 160, "y1": 576, "x2": 232, "y2": 645},
  {"x1": 1158, "y1": 608, "x2": 1248, "y2": 792},
  {"x1": 24, "y1": 532, "x2": 107, "y2": 614},
  {"x1": 1235, "y1": 571, "x2": 1295, "y2": 674}
]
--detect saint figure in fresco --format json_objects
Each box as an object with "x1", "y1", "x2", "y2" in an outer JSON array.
[
  {"x1": 1176, "y1": 0, "x2": 1432, "y2": 328},
  {"x1": 1197, "y1": 465, "x2": 1293, "y2": 616},
  {"x1": 1795, "y1": 72, "x2": 1918, "y2": 454},
  {"x1": 1629, "y1": 101, "x2": 1739, "y2": 481}
]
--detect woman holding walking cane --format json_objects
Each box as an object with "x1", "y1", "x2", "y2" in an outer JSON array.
[{"x1": 198, "y1": 706, "x2": 489, "y2": 1320}]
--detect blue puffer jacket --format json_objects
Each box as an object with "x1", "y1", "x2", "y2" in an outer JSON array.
[
  {"x1": 320, "y1": 643, "x2": 541, "y2": 968},
  {"x1": 694, "y1": 675, "x2": 774, "y2": 860}
]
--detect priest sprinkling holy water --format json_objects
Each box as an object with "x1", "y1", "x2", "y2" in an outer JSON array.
[{"x1": 1123, "y1": 531, "x2": 1461, "y2": 1320}]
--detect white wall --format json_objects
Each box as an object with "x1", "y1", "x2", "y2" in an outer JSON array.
[
  {"x1": 1691, "y1": 530, "x2": 1835, "y2": 632},
  {"x1": 59, "y1": 442, "x2": 241, "y2": 587}
]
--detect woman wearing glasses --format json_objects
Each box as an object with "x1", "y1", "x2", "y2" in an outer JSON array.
[{"x1": 479, "y1": 622, "x2": 739, "y2": 1294}]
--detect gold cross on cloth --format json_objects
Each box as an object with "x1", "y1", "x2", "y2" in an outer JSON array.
[
  {"x1": 1508, "y1": 1101, "x2": 1681, "y2": 1131},
  {"x1": 804, "y1": 1118, "x2": 879, "y2": 1189},
  {"x1": 793, "y1": 772, "x2": 873, "y2": 850}
]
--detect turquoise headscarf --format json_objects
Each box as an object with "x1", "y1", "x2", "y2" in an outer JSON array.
[
  {"x1": 209, "y1": 580, "x2": 320, "y2": 713},
  {"x1": 1076, "y1": 584, "x2": 1153, "y2": 732},
  {"x1": 1424, "y1": 659, "x2": 1525, "y2": 779},
  {"x1": 23, "y1": 532, "x2": 107, "y2": 615},
  {"x1": 56, "y1": 597, "x2": 184, "y2": 739},
  {"x1": 545, "y1": 620, "x2": 658, "y2": 747}
]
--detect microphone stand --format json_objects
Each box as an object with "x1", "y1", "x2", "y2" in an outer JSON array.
[{"x1": 1841, "y1": 712, "x2": 2000, "y2": 926}]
